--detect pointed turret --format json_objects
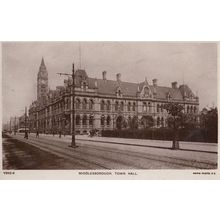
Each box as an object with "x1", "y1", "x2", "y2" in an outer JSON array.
[
  {"x1": 37, "y1": 57, "x2": 48, "y2": 100},
  {"x1": 39, "y1": 57, "x2": 47, "y2": 72},
  {"x1": 40, "y1": 57, "x2": 46, "y2": 67}
]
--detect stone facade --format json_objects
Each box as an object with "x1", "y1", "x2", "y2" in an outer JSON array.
[{"x1": 28, "y1": 59, "x2": 199, "y2": 134}]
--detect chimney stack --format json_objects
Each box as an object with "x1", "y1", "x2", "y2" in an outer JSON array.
[
  {"x1": 102, "y1": 71, "x2": 107, "y2": 80},
  {"x1": 116, "y1": 73, "x2": 121, "y2": 82},
  {"x1": 153, "y1": 79, "x2": 158, "y2": 86},
  {"x1": 172, "y1": 81, "x2": 178, "y2": 89}
]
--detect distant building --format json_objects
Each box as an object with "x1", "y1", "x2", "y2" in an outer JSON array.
[
  {"x1": 18, "y1": 114, "x2": 29, "y2": 130},
  {"x1": 28, "y1": 58, "x2": 199, "y2": 134},
  {"x1": 3, "y1": 117, "x2": 20, "y2": 132}
]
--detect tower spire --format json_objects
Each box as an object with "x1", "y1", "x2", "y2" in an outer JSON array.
[{"x1": 41, "y1": 57, "x2": 45, "y2": 67}]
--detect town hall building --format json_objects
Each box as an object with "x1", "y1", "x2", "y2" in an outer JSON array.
[{"x1": 28, "y1": 58, "x2": 199, "y2": 134}]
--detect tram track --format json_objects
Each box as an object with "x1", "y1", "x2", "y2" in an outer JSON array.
[{"x1": 12, "y1": 135, "x2": 217, "y2": 169}]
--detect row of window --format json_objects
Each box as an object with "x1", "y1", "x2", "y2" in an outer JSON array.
[
  {"x1": 187, "y1": 105, "x2": 197, "y2": 114},
  {"x1": 76, "y1": 99, "x2": 94, "y2": 110},
  {"x1": 75, "y1": 115, "x2": 94, "y2": 126},
  {"x1": 35, "y1": 100, "x2": 198, "y2": 116},
  {"x1": 101, "y1": 100, "x2": 136, "y2": 111},
  {"x1": 75, "y1": 115, "x2": 111, "y2": 126}
]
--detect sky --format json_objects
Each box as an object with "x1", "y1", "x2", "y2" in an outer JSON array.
[{"x1": 2, "y1": 42, "x2": 217, "y2": 124}]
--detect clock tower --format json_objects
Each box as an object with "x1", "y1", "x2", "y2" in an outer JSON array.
[{"x1": 37, "y1": 57, "x2": 48, "y2": 101}]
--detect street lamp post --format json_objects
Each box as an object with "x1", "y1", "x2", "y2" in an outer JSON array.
[
  {"x1": 57, "y1": 62, "x2": 77, "y2": 148},
  {"x1": 14, "y1": 116, "x2": 16, "y2": 135},
  {"x1": 24, "y1": 106, "x2": 28, "y2": 139}
]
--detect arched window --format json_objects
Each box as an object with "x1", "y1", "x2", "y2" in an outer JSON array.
[
  {"x1": 76, "y1": 99, "x2": 80, "y2": 109},
  {"x1": 157, "y1": 104, "x2": 160, "y2": 113},
  {"x1": 161, "y1": 117, "x2": 164, "y2": 127},
  {"x1": 101, "y1": 115, "x2": 105, "y2": 126},
  {"x1": 76, "y1": 115, "x2": 80, "y2": 125},
  {"x1": 106, "y1": 115, "x2": 111, "y2": 126},
  {"x1": 120, "y1": 101, "x2": 124, "y2": 111},
  {"x1": 127, "y1": 102, "x2": 131, "y2": 111},
  {"x1": 144, "y1": 86, "x2": 149, "y2": 96},
  {"x1": 115, "y1": 101, "x2": 119, "y2": 111},
  {"x1": 194, "y1": 106, "x2": 197, "y2": 114},
  {"x1": 132, "y1": 102, "x2": 136, "y2": 111},
  {"x1": 89, "y1": 99, "x2": 94, "y2": 110},
  {"x1": 89, "y1": 115, "x2": 94, "y2": 126},
  {"x1": 157, "y1": 117, "x2": 160, "y2": 127},
  {"x1": 128, "y1": 116, "x2": 132, "y2": 127},
  {"x1": 143, "y1": 102, "x2": 147, "y2": 112},
  {"x1": 106, "y1": 100, "x2": 111, "y2": 111},
  {"x1": 82, "y1": 99, "x2": 87, "y2": 110},
  {"x1": 161, "y1": 104, "x2": 164, "y2": 113},
  {"x1": 66, "y1": 98, "x2": 70, "y2": 109},
  {"x1": 82, "y1": 115, "x2": 87, "y2": 125},
  {"x1": 187, "y1": 106, "x2": 190, "y2": 114},
  {"x1": 100, "y1": 100, "x2": 105, "y2": 111},
  {"x1": 148, "y1": 102, "x2": 151, "y2": 113}
]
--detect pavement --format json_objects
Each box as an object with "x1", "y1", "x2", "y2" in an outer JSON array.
[
  {"x1": 31, "y1": 133, "x2": 217, "y2": 153},
  {"x1": 3, "y1": 132, "x2": 217, "y2": 170}
]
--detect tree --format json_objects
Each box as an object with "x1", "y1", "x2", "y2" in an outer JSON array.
[
  {"x1": 200, "y1": 107, "x2": 218, "y2": 142},
  {"x1": 180, "y1": 113, "x2": 197, "y2": 129},
  {"x1": 163, "y1": 103, "x2": 184, "y2": 149}
]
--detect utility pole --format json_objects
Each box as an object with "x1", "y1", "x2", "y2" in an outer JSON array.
[
  {"x1": 10, "y1": 118, "x2": 11, "y2": 133},
  {"x1": 57, "y1": 62, "x2": 77, "y2": 148}
]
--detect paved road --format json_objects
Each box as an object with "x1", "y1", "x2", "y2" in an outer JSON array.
[
  {"x1": 2, "y1": 133, "x2": 218, "y2": 170},
  {"x1": 2, "y1": 135, "x2": 85, "y2": 169}
]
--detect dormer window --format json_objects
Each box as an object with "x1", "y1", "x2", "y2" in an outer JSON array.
[
  {"x1": 116, "y1": 87, "x2": 122, "y2": 97},
  {"x1": 167, "y1": 92, "x2": 171, "y2": 100},
  {"x1": 81, "y1": 81, "x2": 87, "y2": 90},
  {"x1": 140, "y1": 85, "x2": 152, "y2": 98},
  {"x1": 144, "y1": 86, "x2": 150, "y2": 97}
]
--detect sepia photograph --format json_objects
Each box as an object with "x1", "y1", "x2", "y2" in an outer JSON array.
[
  {"x1": 0, "y1": 42, "x2": 218, "y2": 178},
  {"x1": 1, "y1": 2, "x2": 220, "y2": 220}
]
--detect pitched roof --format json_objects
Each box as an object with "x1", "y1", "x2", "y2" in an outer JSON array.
[
  {"x1": 87, "y1": 78, "x2": 139, "y2": 97},
  {"x1": 68, "y1": 69, "x2": 190, "y2": 101},
  {"x1": 151, "y1": 85, "x2": 183, "y2": 100},
  {"x1": 179, "y1": 84, "x2": 195, "y2": 97}
]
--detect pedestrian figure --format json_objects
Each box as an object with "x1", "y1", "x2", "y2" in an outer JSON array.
[
  {"x1": 53, "y1": 131, "x2": 55, "y2": 136},
  {"x1": 59, "y1": 130, "x2": 62, "y2": 138},
  {"x1": 36, "y1": 130, "x2": 39, "y2": 138},
  {"x1": 24, "y1": 131, "x2": 28, "y2": 139}
]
